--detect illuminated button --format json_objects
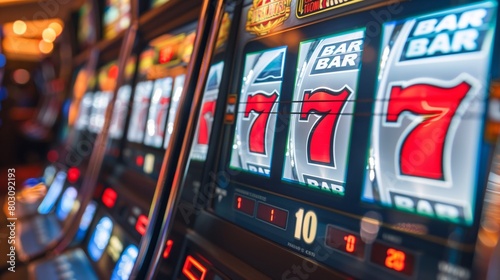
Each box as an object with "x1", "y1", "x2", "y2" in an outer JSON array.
[
  {"x1": 102, "y1": 188, "x2": 117, "y2": 208},
  {"x1": 143, "y1": 153, "x2": 154, "y2": 174},
  {"x1": 233, "y1": 195, "x2": 255, "y2": 216},
  {"x1": 256, "y1": 202, "x2": 288, "y2": 229},
  {"x1": 136, "y1": 155, "x2": 144, "y2": 166},
  {"x1": 111, "y1": 245, "x2": 139, "y2": 280},
  {"x1": 67, "y1": 167, "x2": 80, "y2": 183},
  {"x1": 47, "y1": 150, "x2": 58, "y2": 162},
  {"x1": 135, "y1": 214, "x2": 148, "y2": 236},
  {"x1": 370, "y1": 241, "x2": 415, "y2": 276},
  {"x1": 162, "y1": 239, "x2": 174, "y2": 259},
  {"x1": 88, "y1": 216, "x2": 113, "y2": 261},
  {"x1": 325, "y1": 225, "x2": 365, "y2": 259},
  {"x1": 182, "y1": 255, "x2": 207, "y2": 280}
]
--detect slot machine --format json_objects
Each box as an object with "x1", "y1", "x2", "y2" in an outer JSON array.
[
  {"x1": 5, "y1": 63, "x2": 99, "y2": 224},
  {"x1": 143, "y1": 0, "x2": 500, "y2": 279},
  {"x1": 7, "y1": 0, "x2": 218, "y2": 279},
  {"x1": 12, "y1": 61, "x2": 115, "y2": 262},
  {"x1": 5, "y1": 1, "x2": 101, "y2": 221},
  {"x1": 50, "y1": 0, "x2": 224, "y2": 278}
]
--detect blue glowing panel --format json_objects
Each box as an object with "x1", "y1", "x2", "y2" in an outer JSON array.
[
  {"x1": 42, "y1": 165, "x2": 56, "y2": 186},
  {"x1": 56, "y1": 186, "x2": 77, "y2": 221},
  {"x1": 76, "y1": 201, "x2": 97, "y2": 241},
  {"x1": 111, "y1": 245, "x2": 139, "y2": 280},
  {"x1": 37, "y1": 171, "x2": 67, "y2": 214},
  {"x1": 88, "y1": 216, "x2": 113, "y2": 261}
]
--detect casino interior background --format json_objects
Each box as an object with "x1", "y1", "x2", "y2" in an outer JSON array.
[{"x1": 0, "y1": 0, "x2": 500, "y2": 279}]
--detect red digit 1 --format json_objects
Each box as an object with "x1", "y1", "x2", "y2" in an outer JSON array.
[
  {"x1": 386, "y1": 81, "x2": 471, "y2": 180},
  {"x1": 197, "y1": 100, "x2": 216, "y2": 145},
  {"x1": 244, "y1": 91, "x2": 279, "y2": 154},
  {"x1": 300, "y1": 87, "x2": 351, "y2": 167}
]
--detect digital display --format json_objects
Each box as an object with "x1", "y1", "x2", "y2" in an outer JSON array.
[
  {"x1": 135, "y1": 214, "x2": 148, "y2": 236},
  {"x1": 163, "y1": 75, "x2": 185, "y2": 149},
  {"x1": 144, "y1": 77, "x2": 173, "y2": 148},
  {"x1": 256, "y1": 202, "x2": 288, "y2": 229},
  {"x1": 103, "y1": 0, "x2": 131, "y2": 39},
  {"x1": 234, "y1": 195, "x2": 255, "y2": 216},
  {"x1": 370, "y1": 242, "x2": 415, "y2": 276},
  {"x1": 111, "y1": 245, "x2": 139, "y2": 280},
  {"x1": 230, "y1": 47, "x2": 286, "y2": 176},
  {"x1": 127, "y1": 81, "x2": 153, "y2": 143},
  {"x1": 191, "y1": 62, "x2": 224, "y2": 161},
  {"x1": 88, "y1": 216, "x2": 114, "y2": 261},
  {"x1": 110, "y1": 85, "x2": 132, "y2": 139},
  {"x1": 56, "y1": 186, "x2": 77, "y2": 221},
  {"x1": 76, "y1": 201, "x2": 97, "y2": 241},
  {"x1": 283, "y1": 29, "x2": 365, "y2": 196},
  {"x1": 362, "y1": 1, "x2": 497, "y2": 225},
  {"x1": 325, "y1": 225, "x2": 365, "y2": 259},
  {"x1": 38, "y1": 171, "x2": 66, "y2": 215},
  {"x1": 74, "y1": 93, "x2": 93, "y2": 131},
  {"x1": 102, "y1": 188, "x2": 118, "y2": 209}
]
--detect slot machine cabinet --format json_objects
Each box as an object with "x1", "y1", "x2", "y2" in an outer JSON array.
[{"x1": 146, "y1": 0, "x2": 500, "y2": 279}]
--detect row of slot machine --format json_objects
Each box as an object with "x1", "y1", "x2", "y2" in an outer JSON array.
[
  {"x1": 1, "y1": 0, "x2": 205, "y2": 279},
  {"x1": 5, "y1": 0, "x2": 500, "y2": 279},
  {"x1": 151, "y1": 0, "x2": 500, "y2": 279}
]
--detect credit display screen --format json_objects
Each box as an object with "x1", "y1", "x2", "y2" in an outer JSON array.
[
  {"x1": 283, "y1": 29, "x2": 365, "y2": 196},
  {"x1": 362, "y1": 1, "x2": 497, "y2": 225},
  {"x1": 88, "y1": 216, "x2": 114, "y2": 261},
  {"x1": 229, "y1": 47, "x2": 286, "y2": 176}
]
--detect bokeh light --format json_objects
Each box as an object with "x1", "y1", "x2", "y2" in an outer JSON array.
[{"x1": 12, "y1": 20, "x2": 27, "y2": 35}]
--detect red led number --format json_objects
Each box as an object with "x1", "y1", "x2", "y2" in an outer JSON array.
[
  {"x1": 244, "y1": 91, "x2": 278, "y2": 154},
  {"x1": 344, "y1": 234, "x2": 356, "y2": 253},
  {"x1": 385, "y1": 248, "x2": 406, "y2": 272},
  {"x1": 386, "y1": 81, "x2": 471, "y2": 180},
  {"x1": 300, "y1": 87, "x2": 351, "y2": 166},
  {"x1": 197, "y1": 100, "x2": 216, "y2": 145}
]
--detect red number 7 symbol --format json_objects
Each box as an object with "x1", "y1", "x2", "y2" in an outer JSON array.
[
  {"x1": 197, "y1": 100, "x2": 216, "y2": 145},
  {"x1": 244, "y1": 91, "x2": 279, "y2": 155},
  {"x1": 300, "y1": 87, "x2": 351, "y2": 167},
  {"x1": 386, "y1": 81, "x2": 471, "y2": 180}
]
